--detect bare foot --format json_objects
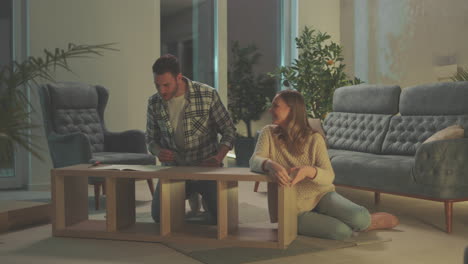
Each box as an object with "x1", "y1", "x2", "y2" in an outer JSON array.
[{"x1": 365, "y1": 212, "x2": 399, "y2": 231}]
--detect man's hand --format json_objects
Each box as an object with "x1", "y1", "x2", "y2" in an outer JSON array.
[
  {"x1": 158, "y1": 149, "x2": 175, "y2": 162},
  {"x1": 199, "y1": 155, "x2": 222, "y2": 167},
  {"x1": 199, "y1": 145, "x2": 229, "y2": 167},
  {"x1": 264, "y1": 160, "x2": 290, "y2": 186},
  {"x1": 289, "y1": 166, "x2": 317, "y2": 186}
]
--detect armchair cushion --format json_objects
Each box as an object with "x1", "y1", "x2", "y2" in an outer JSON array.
[
  {"x1": 48, "y1": 132, "x2": 92, "y2": 168},
  {"x1": 54, "y1": 108, "x2": 104, "y2": 152},
  {"x1": 46, "y1": 82, "x2": 106, "y2": 152}
]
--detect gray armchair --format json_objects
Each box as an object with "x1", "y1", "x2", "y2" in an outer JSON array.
[{"x1": 38, "y1": 82, "x2": 156, "y2": 209}]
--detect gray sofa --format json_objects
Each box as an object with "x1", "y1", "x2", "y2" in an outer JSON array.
[{"x1": 323, "y1": 82, "x2": 468, "y2": 233}]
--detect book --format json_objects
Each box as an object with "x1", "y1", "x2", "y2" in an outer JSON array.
[{"x1": 91, "y1": 164, "x2": 170, "y2": 172}]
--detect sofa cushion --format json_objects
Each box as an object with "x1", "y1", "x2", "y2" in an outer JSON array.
[
  {"x1": 330, "y1": 149, "x2": 468, "y2": 199},
  {"x1": 333, "y1": 84, "x2": 401, "y2": 114},
  {"x1": 423, "y1": 124, "x2": 464, "y2": 144},
  {"x1": 382, "y1": 115, "x2": 468, "y2": 155},
  {"x1": 323, "y1": 113, "x2": 392, "y2": 154},
  {"x1": 400, "y1": 82, "x2": 468, "y2": 115},
  {"x1": 330, "y1": 150, "x2": 414, "y2": 191},
  {"x1": 328, "y1": 148, "x2": 347, "y2": 160}
]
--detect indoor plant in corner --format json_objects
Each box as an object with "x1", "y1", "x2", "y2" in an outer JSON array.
[
  {"x1": 273, "y1": 26, "x2": 361, "y2": 120},
  {"x1": 0, "y1": 43, "x2": 116, "y2": 171},
  {"x1": 228, "y1": 41, "x2": 275, "y2": 166},
  {"x1": 452, "y1": 67, "x2": 468, "y2": 81}
]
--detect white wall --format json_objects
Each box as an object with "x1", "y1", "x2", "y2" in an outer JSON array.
[
  {"x1": 341, "y1": 0, "x2": 468, "y2": 87},
  {"x1": 28, "y1": 0, "x2": 160, "y2": 189},
  {"x1": 298, "y1": 0, "x2": 341, "y2": 44}
]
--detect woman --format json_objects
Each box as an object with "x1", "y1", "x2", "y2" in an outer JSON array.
[{"x1": 250, "y1": 89, "x2": 399, "y2": 240}]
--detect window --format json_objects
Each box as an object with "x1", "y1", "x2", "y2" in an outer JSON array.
[
  {"x1": 0, "y1": 0, "x2": 12, "y2": 68},
  {"x1": 160, "y1": 0, "x2": 215, "y2": 86},
  {"x1": 0, "y1": 0, "x2": 14, "y2": 180}
]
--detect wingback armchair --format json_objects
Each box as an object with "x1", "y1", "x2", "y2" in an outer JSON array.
[{"x1": 38, "y1": 82, "x2": 156, "y2": 209}]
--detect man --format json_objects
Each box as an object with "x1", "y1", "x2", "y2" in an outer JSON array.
[{"x1": 146, "y1": 54, "x2": 236, "y2": 224}]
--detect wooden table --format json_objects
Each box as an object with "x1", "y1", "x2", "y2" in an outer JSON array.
[{"x1": 51, "y1": 164, "x2": 297, "y2": 248}]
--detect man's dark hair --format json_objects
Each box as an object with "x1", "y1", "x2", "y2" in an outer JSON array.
[{"x1": 152, "y1": 54, "x2": 181, "y2": 77}]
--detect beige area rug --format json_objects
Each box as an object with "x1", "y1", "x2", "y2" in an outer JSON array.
[
  {"x1": 164, "y1": 232, "x2": 390, "y2": 264},
  {"x1": 89, "y1": 201, "x2": 391, "y2": 264},
  {"x1": 130, "y1": 202, "x2": 391, "y2": 264}
]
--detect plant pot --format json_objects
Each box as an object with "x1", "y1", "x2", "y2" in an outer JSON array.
[{"x1": 234, "y1": 137, "x2": 255, "y2": 167}]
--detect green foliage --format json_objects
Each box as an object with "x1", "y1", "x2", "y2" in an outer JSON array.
[
  {"x1": 451, "y1": 67, "x2": 468, "y2": 82},
  {"x1": 228, "y1": 41, "x2": 276, "y2": 138},
  {"x1": 272, "y1": 26, "x2": 361, "y2": 120},
  {"x1": 0, "y1": 43, "x2": 117, "y2": 165}
]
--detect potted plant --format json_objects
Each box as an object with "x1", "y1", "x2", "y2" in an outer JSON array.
[
  {"x1": 0, "y1": 43, "x2": 116, "y2": 169},
  {"x1": 452, "y1": 67, "x2": 468, "y2": 81},
  {"x1": 273, "y1": 26, "x2": 361, "y2": 120},
  {"x1": 228, "y1": 41, "x2": 276, "y2": 166}
]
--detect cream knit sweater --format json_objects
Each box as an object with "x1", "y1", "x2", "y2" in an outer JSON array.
[{"x1": 250, "y1": 125, "x2": 335, "y2": 222}]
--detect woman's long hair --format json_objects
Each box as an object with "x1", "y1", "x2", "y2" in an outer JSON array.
[{"x1": 272, "y1": 90, "x2": 316, "y2": 154}]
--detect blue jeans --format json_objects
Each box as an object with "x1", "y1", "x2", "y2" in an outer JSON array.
[
  {"x1": 298, "y1": 191, "x2": 371, "y2": 240},
  {"x1": 151, "y1": 180, "x2": 218, "y2": 224}
]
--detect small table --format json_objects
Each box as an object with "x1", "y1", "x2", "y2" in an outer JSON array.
[{"x1": 51, "y1": 164, "x2": 297, "y2": 248}]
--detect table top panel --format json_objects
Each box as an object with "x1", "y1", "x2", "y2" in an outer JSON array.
[{"x1": 52, "y1": 164, "x2": 273, "y2": 182}]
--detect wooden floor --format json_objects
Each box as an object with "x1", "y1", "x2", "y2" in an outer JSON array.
[{"x1": 0, "y1": 200, "x2": 51, "y2": 233}]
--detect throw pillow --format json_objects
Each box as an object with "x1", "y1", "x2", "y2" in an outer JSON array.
[
  {"x1": 308, "y1": 118, "x2": 327, "y2": 142},
  {"x1": 423, "y1": 124, "x2": 464, "y2": 144}
]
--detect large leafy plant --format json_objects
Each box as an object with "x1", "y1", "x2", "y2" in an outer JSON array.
[
  {"x1": 452, "y1": 67, "x2": 468, "y2": 81},
  {"x1": 0, "y1": 43, "x2": 116, "y2": 165},
  {"x1": 273, "y1": 26, "x2": 361, "y2": 120},
  {"x1": 228, "y1": 41, "x2": 275, "y2": 138}
]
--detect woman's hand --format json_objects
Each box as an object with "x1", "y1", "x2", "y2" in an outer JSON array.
[
  {"x1": 264, "y1": 160, "x2": 290, "y2": 186},
  {"x1": 289, "y1": 166, "x2": 317, "y2": 186}
]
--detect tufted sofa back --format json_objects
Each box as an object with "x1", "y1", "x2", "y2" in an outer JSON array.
[
  {"x1": 40, "y1": 82, "x2": 108, "y2": 153},
  {"x1": 323, "y1": 84, "x2": 401, "y2": 154},
  {"x1": 382, "y1": 82, "x2": 468, "y2": 155}
]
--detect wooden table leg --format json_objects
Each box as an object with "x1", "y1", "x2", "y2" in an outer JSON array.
[
  {"x1": 217, "y1": 181, "x2": 238, "y2": 239},
  {"x1": 278, "y1": 184, "x2": 297, "y2": 249},
  {"x1": 374, "y1": 192, "x2": 381, "y2": 205},
  {"x1": 160, "y1": 179, "x2": 185, "y2": 236},
  {"x1": 106, "y1": 178, "x2": 136, "y2": 232},
  {"x1": 52, "y1": 173, "x2": 88, "y2": 234},
  {"x1": 445, "y1": 201, "x2": 453, "y2": 233}
]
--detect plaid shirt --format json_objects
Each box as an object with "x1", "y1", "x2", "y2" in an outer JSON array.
[{"x1": 146, "y1": 77, "x2": 236, "y2": 165}]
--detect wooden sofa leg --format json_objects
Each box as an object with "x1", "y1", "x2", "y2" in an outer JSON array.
[
  {"x1": 374, "y1": 192, "x2": 380, "y2": 205},
  {"x1": 147, "y1": 179, "x2": 155, "y2": 196},
  {"x1": 94, "y1": 183, "x2": 100, "y2": 210},
  {"x1": 254, "y1": 181, "x2": 260, "y2": 192},
  {"x1": 445, "y1": 201, "x2": 453, "y2": 233}
]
